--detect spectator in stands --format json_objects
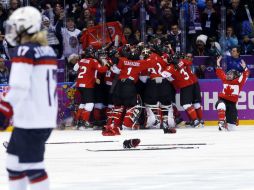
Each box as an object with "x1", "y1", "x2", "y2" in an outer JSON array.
[
  {"x1": 225, "y1": 46, "x2": 246, "y2": 72},
  {"x1": 167, "y1": 23, "x2": 182, "y2": 53},
  {"x1": 201, "y1": 0, "x2": 219, "y2": 39},
  {"x1": 132, "y1": 0, "x2": 159, "y2": 29},
  {"x1": 67, "y1": 2, "x2": 83, "y2": 22},
  {"x1": 192, "y1": 34, "x2": 210, "y2": 78},
  {"x1": 241, "y1": 16, "x2": 254, "y2": 39},
  {"x1": 117, "y1": 0, "x2": 135, "y2": 28},
  {"x1": 240, "y1": 35, "x2": 254, "y2": 55},
  {"x1": 0, "y1": 57, "x2": 9, "y2": 84},
  {"x1": 86, "y1": 19, "x2": 95, "y2": 28},
  {"x1": 61, "y1": 17, "x2": 82, "y2": 59},
  {"x1": 134, "y1": 29, "x2": 141, "y2": 43},
  {"x1": 42, "y1": 2, "x2": 65, "y2": 58},
  {"x1": 123, "y1": 26, "x2": 139, "y2": 45},
  {"x1": 76, "y1": 8, "x2": 94, "y2": 30},
  {"x1": 220, "y1": 26, "x2": 238, "y2": 55},
  {"x1": 226, "y1": 0, "x2": 246, "y2": 38},
  {"x1": 202, "y1": 36, "x2": 222, "y2": 78},
  {"x1": 146, "y1": 25, "x2": 155, "y2": 42},
  {"x1": 41, "y1": 15, "x2": 61, "y2": 58},
  {"x1": 154, "y1": 25, "x2": 167, "y2": 42},
  {"x1": 160, "y1": 0, "x2": 173, "y2": 9},
  {"x1": 0, "y1": 31, "x2": 9, "y2": 60},
  {"x1": 0, "y1": 2, "x2": 7, "y2": 34},
  {"x1": 7, "y1": 0, "x2": 21, "y2": 16},
  {"x1": 192, "y1": 34, "x2": 209, "y2": 56},
  {"x1": 158, "y1": 6, "x2": 177, "y2": 32},
  {"x1": 188, "y1": 0, "x2": 203, "y2": 47}
]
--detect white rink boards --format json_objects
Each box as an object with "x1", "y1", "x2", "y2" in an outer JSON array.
[{"x1": 1, "y1": 126, "x2": 254, "y2": 190}]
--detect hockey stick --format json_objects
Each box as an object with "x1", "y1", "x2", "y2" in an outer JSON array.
[
  {"x1": 140, "y1": 143, "x2": 208, "y2": 146},
  {"x1": 86, "y1": 146, "x2": 199, "y2": 152},
  {"x1": 46, "y1": 140, "x2": 118, "y2": 145},
  {"x1": 2, "y1": 140, "x2": 119, "y2": 148}
]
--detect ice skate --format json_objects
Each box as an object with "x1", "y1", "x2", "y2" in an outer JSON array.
[
  {"x1": 161, "y1": 120, "x2": 177, "y2": 134},
  {"x1": 199, "y1": 120, "x2": 205, "y2": 128},
  {"x1": 77, "y1": 121, "x2": 93, "y2": 131},
  {"x1": 193, "y1": 119, "x2": 201, "y2": 128},
  {"x1": 218, "y1": 121, "x2": 228, "y2": 131}
]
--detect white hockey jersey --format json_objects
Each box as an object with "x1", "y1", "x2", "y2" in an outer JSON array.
[{"x1": 4, "y1": 42, "x2": 58, "y2": 129}]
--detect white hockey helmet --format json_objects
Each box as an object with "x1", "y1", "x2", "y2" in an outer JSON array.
[{"x1": 5, "y1": 6, "x2": 42, "y2": 46}]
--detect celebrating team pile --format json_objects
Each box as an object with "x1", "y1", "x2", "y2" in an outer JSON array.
[{"x1": 71, "y1": 38, "x2": 249, "y2": 135}]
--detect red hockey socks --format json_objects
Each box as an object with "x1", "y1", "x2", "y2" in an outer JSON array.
[
  {"x1": 75, "y1": 108, "x2": 83, "y2": 121},
  {"x1": 93, "y1": 108, "x2": 102, "y2": 121},
  {"x1": 81, "y1": 110, "x2": 91, "y2": 122},
  {"x1": 186, "y1": 106, "x2": 198, "y2": 121},
  {"x1": 218, "y1": 109, "x2": 226, "y2": 121},
  {"x1": 195, "y1": 107, "x2": 203, "y2": 120}
]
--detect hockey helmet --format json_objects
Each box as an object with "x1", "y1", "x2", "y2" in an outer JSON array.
[
  {"x1": 84, "y1": 46, "x2": 96, "y2": 58},
  {"x1": 128, "y1": 46, "x2": 141, "y2": 60},
  {"x1": 108, "y1": 47, "x2": 119, "y2": 58},
  {"x1": 226, "y1": 69, "x2": 240, "y2": 80},
  {"x1": 5, "y1": 6, "x2": 42, "y2": 46},
  {"x1": 140, "y1": 48, "x2": 151, "y2": 60},
  {"x1": 95, "y1": 48, "x2": 107, "y2": 59}
]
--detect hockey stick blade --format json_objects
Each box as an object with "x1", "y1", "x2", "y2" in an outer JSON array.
[
  {"x1": 140, "y1": 143, "x2": 208, "y2": 146},
  {"x1": 86, "y1": 146, "x2": 199, "y2": 152},
  {"x1": 46, "y1": 140, "x2": 118, "y2": 145}
]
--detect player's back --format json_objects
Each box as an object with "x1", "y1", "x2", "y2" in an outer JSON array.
[
  {"x1": 75, "y1": 58, "x2": 99, "y2": 88},
  {"x1": 6, "y1": 42, "x2": 58, "y2": 129}
]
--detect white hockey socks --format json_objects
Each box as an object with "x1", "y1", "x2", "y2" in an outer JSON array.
[
  {"x1": 30, "y1": 178, "x2": 49, "y2": 190},
  {"x1": 9, "y1": 177, "x2": 28, "y2": 190}
]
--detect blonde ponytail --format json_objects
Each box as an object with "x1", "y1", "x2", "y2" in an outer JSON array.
[{"x1": 30, "y1": 31, "x2": 48, "y2": 46}]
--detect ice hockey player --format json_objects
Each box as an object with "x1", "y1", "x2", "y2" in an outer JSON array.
[
  {"x1": 162, "y1": 53, "x2": 202, "y2": 127},
  {"x1": 215, "y1": 56, "x2": 249, "y2": 131},
  {"x1": 103, "y1": 45, "x2": 146, "y2": 136},
  {"x1": 183, "y1": 53, "x2": 204, "y2": 127},
  {"x1": 141, "y1": 47, "x2": 176, "y2": 133},
  {"x1": 73, "y1": 46, "x2": 109, "y2": 130},
  {"x1": 0, "y1": 6, "x2": 57, "y2": 190}
]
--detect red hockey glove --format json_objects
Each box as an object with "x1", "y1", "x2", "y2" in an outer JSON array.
[{"x1": 0, "y1": 101, "x2": 13, "y2": 131}]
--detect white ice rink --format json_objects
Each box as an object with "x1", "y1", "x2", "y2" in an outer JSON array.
[{"x1": 1, "y1": 126, "x2": 254, "y2": 190}]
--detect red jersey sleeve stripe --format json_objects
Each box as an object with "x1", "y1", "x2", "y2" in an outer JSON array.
[
  {"x1": 35, "y1": 59, "x2": 57, "y2": 65},
  {"x1": 11, "y1": 57, "x2": 34, "y2": 64}
]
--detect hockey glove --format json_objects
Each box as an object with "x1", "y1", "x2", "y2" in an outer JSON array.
[
  {"x1": 123, "y1": 139, "x2": 141, "y2": 149},
  {"x1": 0, "y1": 101, "x2": 13, "y2": 131}
]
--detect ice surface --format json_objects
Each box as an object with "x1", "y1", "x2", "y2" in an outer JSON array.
[{"x1": 1, "y1": 126, "x2": 254, "y2": 190}]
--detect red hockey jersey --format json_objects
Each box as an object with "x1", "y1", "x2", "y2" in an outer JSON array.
[
  {"x1": 216, "y1": 67, "x2": 249, "y2": 102},
  {"x1": 116, "y1": 57, "x2": 148, "y2": 83},
  {"x1": 74, "y1": 58, "x2": 108, "y2": 88},
  {"x1": 146, "y1": 53, "x2": 168, "y2": 79},
  {"x1": 162, "y1": 59, "x2": 195, "y2": 89}
]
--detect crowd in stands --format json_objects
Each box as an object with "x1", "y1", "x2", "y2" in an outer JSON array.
[{"x1": 0, "y1": 0, "x2": 254, "y2": 82}]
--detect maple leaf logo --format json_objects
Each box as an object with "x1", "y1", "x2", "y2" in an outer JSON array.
[{"x1": 224, "y1": 85, "x2": 234, "y2": 95}]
